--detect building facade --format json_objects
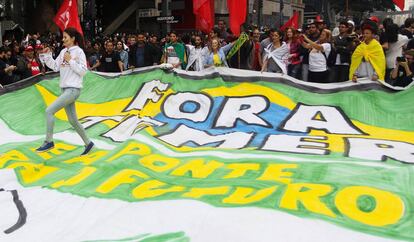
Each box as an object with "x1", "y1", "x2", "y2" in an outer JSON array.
[{"x1": 1, "y1": 0, "x2": 306, "y2": 42}]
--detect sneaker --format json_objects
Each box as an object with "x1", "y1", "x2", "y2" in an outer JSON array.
[
  {"x1": 80, "y1": 142, "x2": 94, "y2": 156},
  {"x1": 35, "y1": 141, "x2": 55, "y2": 153}
]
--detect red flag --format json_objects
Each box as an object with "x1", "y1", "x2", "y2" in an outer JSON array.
[
  {"x1": 227, "y1": 0, "x2": 247, "y2": 36},
  {"x1": 54, "y1": 0, "x2": 83, "y2": 35},
  {"x1": 393, "y1": 0, "x2": 405, "y2": 10},
  {"x1": 280, "y1": 12, "x2": 299, "y2": 31},
  {"x1": 193, "y1": 0, "x2": 214, "y2": 34}
]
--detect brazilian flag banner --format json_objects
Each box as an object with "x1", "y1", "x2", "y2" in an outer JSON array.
[{"x1": 0, "y1": 67, "x2": 413, "y2": 242}]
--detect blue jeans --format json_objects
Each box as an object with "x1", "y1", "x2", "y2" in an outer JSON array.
[{"x1": 45, "y1": 88, "x2": 90, "y2": 145}]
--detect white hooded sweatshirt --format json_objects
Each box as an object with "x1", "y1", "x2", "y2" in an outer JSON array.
[{"x1": 43, "y1": 45, "x2": 88, "y2": 89}]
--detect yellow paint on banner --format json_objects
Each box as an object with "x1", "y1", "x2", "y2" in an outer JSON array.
[
  {"x1": 182, "y1": 186, "x2": 231, "y2": 199},
  {"x1": 203, "y1": 83, "x2": 296, "y2": 110},
  {"x1": 280, "y1": 183, "x2": 336, "y2": 218},
  {"x1": 51, "y1": 166, "x2": 97, "y2": 188},
  {"x1": 335, "y1": 186, "x2": 405, "y2": 227},
  {"x1": 7, "y1": 162, "x2": 58, "y2": 184},
  {"x1": 0, "y1": 150, "x2": 29, "y2": 168},
  {"x1": 223, "y1": 186, "x2": 278, "y2": 205},
  {"x1": 64, "y1": 151, "x2": 109, "y2": 165},
  {"x1": 132, "y1": 180, "x2": 185, "y2": 199},
  {"x1": 96, "y1": 169, "x2": 149, "y2": 194},
  {"x1": 35, "y1": 85, "x2": 131, "y2": 121}
]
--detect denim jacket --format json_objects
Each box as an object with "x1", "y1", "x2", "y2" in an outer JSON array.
[{"x1": 203, "y1": 43, "x2": 233, "y2": 67}]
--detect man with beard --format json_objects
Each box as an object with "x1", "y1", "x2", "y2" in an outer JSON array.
[
  {"x1": 0, "y1": 47, "x2": 17, "y2": 86},
  {"x1": 186, "y1": 34, "x2": 208, "y2": 71},
  {"x1": 149, "y1": 34, "x2": 163, "y2": 65},
  {"x1": 251, "y1": 27, "x2": 263, "y2": 71},
  {"x1": 129, "y1": 33, "x2": 159, "y2": 69}
]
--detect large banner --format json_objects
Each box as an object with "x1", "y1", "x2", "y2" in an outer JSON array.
[{"x1": 0, "y1": 67, "x2": 413, "y2": 241}]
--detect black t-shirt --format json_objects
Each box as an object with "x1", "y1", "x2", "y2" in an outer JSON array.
[
  {"x1": 0, "y1": 58, "x2": 13, "y2": 85},
  {"x1": 390, "y1": 64, "x2": 414, "y2": 87},
  {"x1": 99, "y1": 51, "x2": 121, "y2": 73},
  {"x1": 379, "y1": 32, "x2": 388, "y2": 45},
  {"x1": 228, "y1": 40, "x2": 253, "y2": 69}
]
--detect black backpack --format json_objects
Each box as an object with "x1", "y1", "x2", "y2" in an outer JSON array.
[{"x1": 323, "y1": 43, "x2": 337, "y2": 68}]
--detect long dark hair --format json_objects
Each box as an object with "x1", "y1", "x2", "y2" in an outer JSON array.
[
  {"x1": 284, "y1": 27, "x2": 298, "y2": 43},
  {"x1": 384, "y1": 23, "x2": 399, "y2": 43},
  {"x1": 64, "y1": 27, "x2": 85, "y2": 49}
]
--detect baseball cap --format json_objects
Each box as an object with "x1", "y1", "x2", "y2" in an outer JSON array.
[
  {"x1": 347, "y1": 20, "x2": 355, "y2": 26},
  {"x1": 25, "y1": 45, "x2": 34, "y2": 51}
]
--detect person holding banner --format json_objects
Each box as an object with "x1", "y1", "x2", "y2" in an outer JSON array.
[
  {"x1": 349, "y1": 21, "x2": 386, "y2": 82},
  {"x1": 284, "y1": 27, "x2": 302, "y2": 79},
  {"x1": 162, "y1": 31, "x2": 187, "y2": 69},
  {"x1": 261, "y1": 29, "x2": 289, "y2": 74},
  {"x1": 227, "y1": 31, "x2": 254, "y2": 70},
  {"x1": 250, "y1": 27, "x2": 263, "y2": 71},
  {"x1": 186, "y1": 35, "x2": 208, "y2": 71},
  {"x1": 35, "y1": 27, "x2": 94, "y2": 155}
]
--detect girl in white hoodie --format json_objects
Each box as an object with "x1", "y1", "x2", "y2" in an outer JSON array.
[{"x1": 36, "y1": 28, "x2": 94, "y2": 155}]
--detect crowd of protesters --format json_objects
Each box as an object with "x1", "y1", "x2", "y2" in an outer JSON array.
[{"x1": 1, "y1": 17, "x2": 414, "y2": 88}]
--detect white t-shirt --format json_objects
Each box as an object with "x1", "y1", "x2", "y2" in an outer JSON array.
[
  {"x1": 309, "y1": 43, "x2": 331, "y2": 72},
  {"x1": 386, "y1": 34, "x2": 409, "y2": 69}
]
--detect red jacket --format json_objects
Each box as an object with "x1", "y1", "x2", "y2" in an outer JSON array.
[{"x1": 288, "y1": 41, "x2": 302, "y2": 65}]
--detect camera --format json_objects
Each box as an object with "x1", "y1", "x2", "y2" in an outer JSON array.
[{"x1": 396, "y1": 56, "x2": 406, "y2": 62}]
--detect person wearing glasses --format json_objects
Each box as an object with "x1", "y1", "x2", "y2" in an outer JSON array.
[{"x1": 250, "y1": 27, "x2": 263, "y2": 71}]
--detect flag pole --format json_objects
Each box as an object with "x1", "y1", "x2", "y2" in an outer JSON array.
[
  {"x1": 345, "y1": 0, "x2": 349, "y2": 18},
  {"x1": 279, "y1": 0, "x2": 284, "y2": 28}
]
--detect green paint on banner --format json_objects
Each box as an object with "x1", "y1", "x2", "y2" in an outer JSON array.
[
  {"x1": 82, "y1": 231, "x2": 189, "y2": 242},
  {"x1": 1, "y1": 69, "x2": 414, "y2": 241}
]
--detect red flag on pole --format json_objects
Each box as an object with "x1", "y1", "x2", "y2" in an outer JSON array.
[
  {"x1": 227, "y1": 0, "x2": 247, "y2": 36},
  {"x1": 392, "y1": 0, "x2": 405, "y2": 10},
  {"x1": 280, "y1": 11, "x2": 299, "y2": 31},
  {"x1": 193, "y1": 0, "x2": 214, "y2": 34},
  {"x1": 54, "y1": 0, "x2": 83, "y2": 35}
]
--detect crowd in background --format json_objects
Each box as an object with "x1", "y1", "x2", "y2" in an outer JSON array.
[{"x1": 1, "y1": 17, "x2": 414, "y2": 88}]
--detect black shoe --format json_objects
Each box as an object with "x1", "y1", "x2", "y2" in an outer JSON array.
[
  {"x1": 80, "y1": 142, "x2": 94, "y2": 156},
  {"x1": 36, "y1": 141, "x2": 55, "y2": 153}
]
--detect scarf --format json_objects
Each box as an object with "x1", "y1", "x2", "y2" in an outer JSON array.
[
  {"x1": 186, "y1": 46, "x2": 206, "y2": 71},
  {"x1": 264, "y1": 42, "x2": 289, "y2": 74}
]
